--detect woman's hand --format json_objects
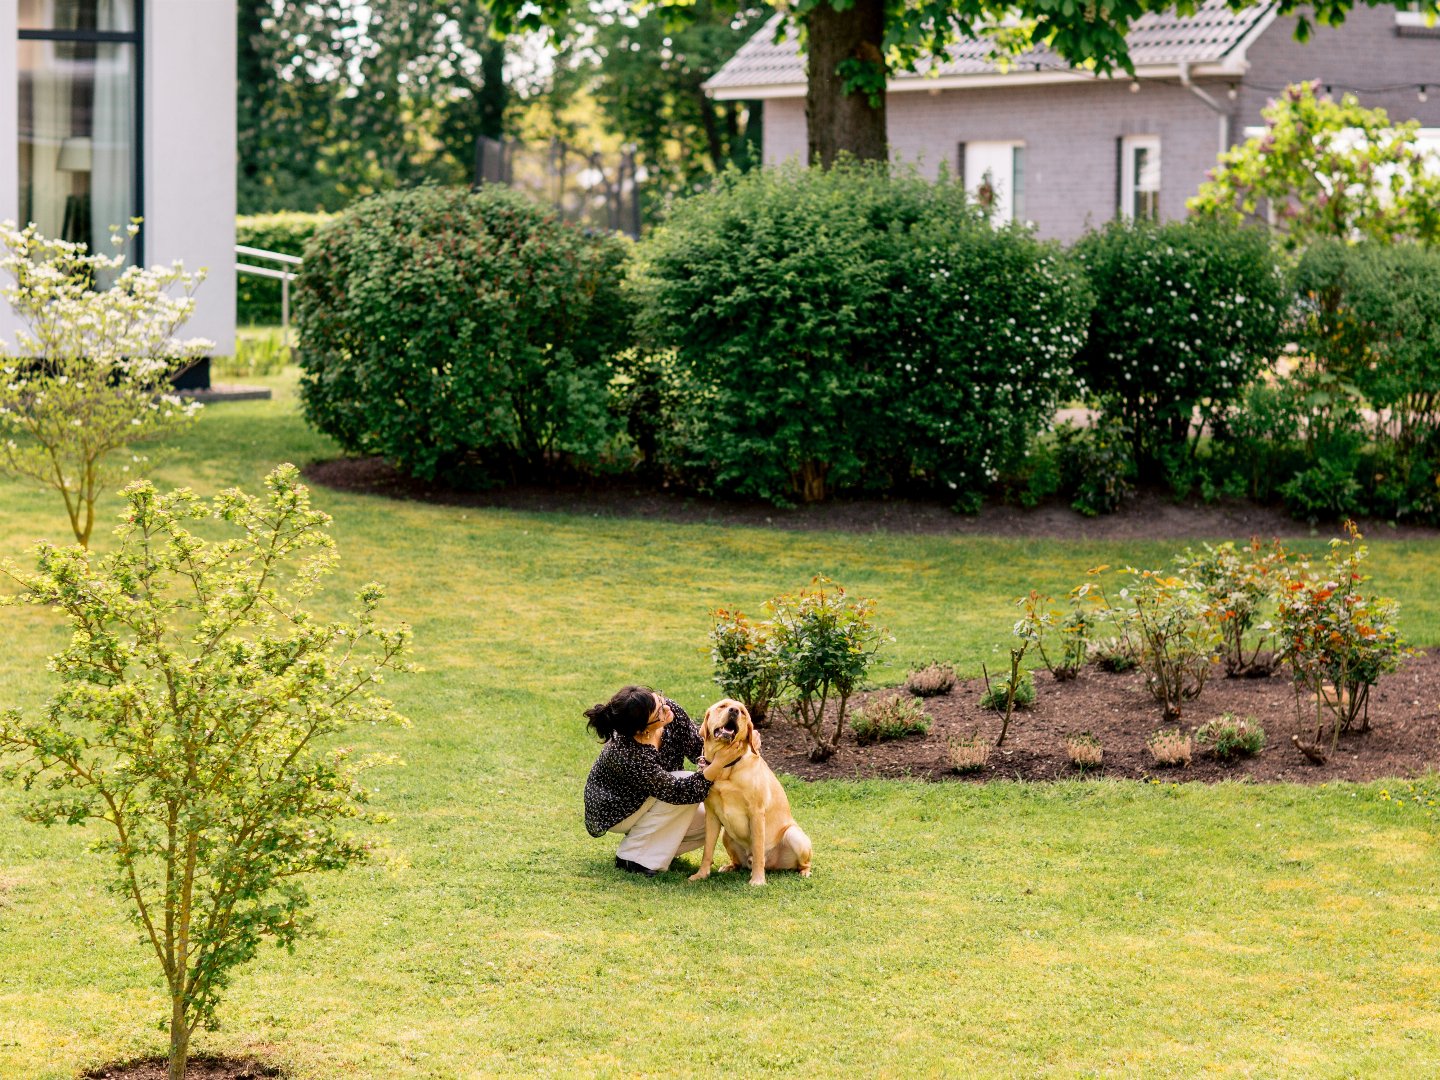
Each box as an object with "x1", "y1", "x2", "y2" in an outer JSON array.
[{"x1": 701, "y1": 740, "x2": 745, "y2": 781}]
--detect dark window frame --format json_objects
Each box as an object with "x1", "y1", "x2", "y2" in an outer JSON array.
[{"x1": 18, "y1": 2, "x2": 145, "y2": 264}]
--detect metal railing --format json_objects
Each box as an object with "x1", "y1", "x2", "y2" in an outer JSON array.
[{"x1": 235, "y1": 244, "x2": 302, "y2": 340}]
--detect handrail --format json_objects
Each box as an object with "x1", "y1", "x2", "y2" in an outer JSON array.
[{"x1": 235, "y1": 244, "x2": 303, "y2": 340}]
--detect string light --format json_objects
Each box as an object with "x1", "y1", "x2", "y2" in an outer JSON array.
[
  {"x1": 1421, "y1": 85, "x2": 1430, "y2": 103},
  {"x1": 1129, "y1": 79, "x2": 1141, "y2": 93},
  {"x1": 1227, "y1": 83, "x2": 1239, "y2": 101}
]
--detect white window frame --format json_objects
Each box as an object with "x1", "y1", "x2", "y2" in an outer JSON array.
[
  {"x1": 1396, "y1": 3, "x2": 1434, "y2": 27},
  {"x1": 963, "y1": 140, "x2": 1026, "y2": 225},
  {"x1": 1120, "y1": 134, "x2": 1161, "y2": 221}
]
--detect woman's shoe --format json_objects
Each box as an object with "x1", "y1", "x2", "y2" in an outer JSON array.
[{"x1": 615, "y1": 856, "x2": 658, "y2": 878}]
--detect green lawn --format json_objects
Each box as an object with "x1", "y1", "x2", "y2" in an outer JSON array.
[{"x1": 1, "y1": 373, "x2": 1438, "y2": 1078}]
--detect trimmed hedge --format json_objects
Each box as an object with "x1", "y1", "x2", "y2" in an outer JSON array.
[
  {"x1": 630, "y1": 162, "x2": 1092, "y2": 506},
  {"x1": 236, "y1": 212, "x2": 335, "y2": 325},
  {"x1": 295, "y1": 186, "x2": 632, "y2": 484}
]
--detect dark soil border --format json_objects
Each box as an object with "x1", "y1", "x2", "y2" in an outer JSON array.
[
  {"x1": 82, "y1": 1056, "x2": 283, "y2": 1080},
  {"x1": 304, "y1": 455, "x2": 1440, "y2": 542},
  {"x1": 757, "y1": 652, "x2": 1440, "y2": 784}
]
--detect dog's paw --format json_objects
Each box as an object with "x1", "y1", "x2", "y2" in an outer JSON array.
[
  {"x1": 749, "y1": 876, "x2": 767, "y2": 887},
  {"x1": 687, "y1": 870, "x2": 710, "y2": 882},
  {"x1": 799, "y1": 867, "x2": 812, "y2": 878}
]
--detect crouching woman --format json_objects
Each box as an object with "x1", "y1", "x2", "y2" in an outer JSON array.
[{"x1": 583, "y1": 685, "x2": 733, "y2": 877}]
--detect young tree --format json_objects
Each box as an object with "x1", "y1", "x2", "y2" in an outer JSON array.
[
  {"x1": 1189, "y1": 81, "x2": 1440, "y2": 250},
  {"x1": 486, "y1": 0, "x2": 1431, "y2": 167},
  {"x1": 0, "y1": 222, "x2": 210, "y2": 547},
  {"x1": 0, "y1": 465, "x2": 413, "y2": 1080}
]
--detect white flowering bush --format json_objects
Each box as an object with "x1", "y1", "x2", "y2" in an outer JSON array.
[
  {"x1": 631, "y1": 161, "x2": 1091, "y2": 506},
  {"x1": 0, "y1": 221, "x2": 212, "y2": 546},
  {"x1": 1072, "y1": 219, "x2": 1285, "y2": 482}
]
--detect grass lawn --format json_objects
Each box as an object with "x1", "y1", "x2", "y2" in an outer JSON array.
[{"x1": 1, "y1": 371, "x2": 1438, "y2": 1077}]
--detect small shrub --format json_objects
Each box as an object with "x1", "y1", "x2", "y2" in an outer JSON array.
[
  {"x1": 1071, "y1": 218, "x2": 1286, "y2": 481},
  {"x1": 851, "y1": 693, "x2": 932, "y2": 744},
  {"x1": 1195, "y1": 714, "x2": 1266, "y2": 760},
  {"x1": 904, "y1": 661, "x2": 957, "y2": 698},
  {"x1": 1065, "y1": 732, "x2": 1103, "y2": 770},
  {"x1": 709, "y1": 608, "x2": 783, "y2": 727},
  {"x1": 0, "y1": 222, "x2": 208, "y2": 547},
  {"x1": 1090, "y1": 635, "x2": 1138, "y2": 672},
  {"x1": 1015, "y1": 581, "x2": 1102, "y2": 681},
  {"x1": 297, "y1": 185, "x2": 632, "y2": 484},
  {"x1": 1179, "y1": 539, "x2": 1286, "y2": 676},
  {"x1": 1116, "y1": 567, "x2": 1221, "y2": 721},
  {"x1": 980, "y1": 669, "x2": 1035, "y2": 711},
  {"x1": 768, "y1": 577, "x2": 890, "y2": 761},
  {"x1": 947, "y1": 732, "x2": 991, "y2": 773},
  {"x1": 1274, "y1": 521, "x2": 1411, "y2": 760},
  {"x1": 0, "y1": 465, "x2": 413, "y2": 1079},
  {"x1": 1147, "y1": 728, "x2": 1194, "y2": 767}
]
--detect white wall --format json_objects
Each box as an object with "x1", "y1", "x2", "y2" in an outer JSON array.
[
  {"x1": 0, "y1": 0, "x2": 19, "y2": 346},
  {"x1": 145, "y1": 0, "x2": 236, "y2": 356},
  {"x1": 0, "y1": 0, "x2": 237, "y2": 355}
]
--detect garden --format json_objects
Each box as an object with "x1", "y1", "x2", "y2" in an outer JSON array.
[{"x1": 2, "y1": 84, "x2": 1440, "y2": 1080}]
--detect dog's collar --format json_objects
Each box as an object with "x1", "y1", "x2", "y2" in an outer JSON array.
[{"x1": 710, "y1": 747, "x2": 748, "y2": 770}]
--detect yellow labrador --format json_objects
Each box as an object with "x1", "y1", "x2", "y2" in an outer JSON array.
[{"x1": 690, "y1": 699, "x2": 812, "y2": 886}]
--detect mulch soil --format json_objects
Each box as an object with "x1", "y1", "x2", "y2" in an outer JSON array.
[
  {"x1": 83, "y1": 1058, "x2": 282, "y2": 1080},
  {"x1": 308, "y1": 454, "x2": 1440, "y2": 785},
  {"x1": 304, "y1": 455, "x2": 1440, "y2": 542},
  {"x1": 760, "y1": 651, "x2": 1440, "y2": 784}
]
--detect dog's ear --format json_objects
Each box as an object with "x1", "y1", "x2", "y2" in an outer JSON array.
[{"x1": 747, "y1": 726, "x2": 763, "y2": 755}]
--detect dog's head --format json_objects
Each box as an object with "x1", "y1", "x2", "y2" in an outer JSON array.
[{"x1": 702, "y1": 698, "x2": 761, "y2": 757}]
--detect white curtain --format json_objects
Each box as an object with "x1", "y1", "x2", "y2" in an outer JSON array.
[{"x1": 92, "y1": 41, "x2": 135, "y2": 254}]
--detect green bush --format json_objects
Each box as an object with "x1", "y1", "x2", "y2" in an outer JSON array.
[
  {"x1": 1072, "y1": 219, "x2": 1286, "y2": 481},
  {"x1": 980, "y1": 670, "x2": 1035, "y2": 710},
  {"x1": 768, "y1": 577, "x2": 889, "y2": 761},
  {"x1": 709, "y1": 608, "x2": 783, "y2": 727},
  {"x1": 630, "y1": 161, "x2": 1091, "y2": 506},
  {"x1": 296, "y1": 186, "x2": 633, "y2": 484},
  {"x1": 236, "y1": 212, "x2": 335, "y2": 325},
  {"x1": 850, "y1": 693, "x2": 931, "y2": 744},
  {"x1": 1291, "y1": 241, "x2": 1440, "y2": 522},
  {"x1": 1195, "y1": 714, "x2": 1266, "y2": 760}
]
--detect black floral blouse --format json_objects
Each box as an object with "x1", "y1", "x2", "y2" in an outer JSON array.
[{"x1": 584, "y1": 699, "x2": 711, "y2": 837}]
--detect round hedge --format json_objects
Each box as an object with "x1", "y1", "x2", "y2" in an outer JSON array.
[
  {"x1": 630, "y1": 162, "x2": 1092, "y2": 505},
  {"x1": 1072, "y1": 218, "x2": 1285, "y2": 476},
  {"x1": 295, "y1": 186, "x2": 631, "y2": 483}
]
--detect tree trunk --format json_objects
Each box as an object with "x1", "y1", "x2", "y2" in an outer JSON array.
[
  {"x1": 168, "y1": 994, "x2": 189, "y2": 1080},
  {"x1": 477, "y1": 34, "x2": 508, "y2": 141},
  {"x1": 804, "y1": 0, "x2": 887, "y2": 167}
]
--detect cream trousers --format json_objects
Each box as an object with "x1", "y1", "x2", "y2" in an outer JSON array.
[{"x1": 610, "y1": 771, "x2": 708, "y2": 872}]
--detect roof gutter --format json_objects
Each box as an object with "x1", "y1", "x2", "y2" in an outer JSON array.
[
  {"x1": 1178, "y1": 60, "x2": 1233, "y2": 154},
  {"x1": 708, "y1": 61, "x2": 1245, "y2": 101}
]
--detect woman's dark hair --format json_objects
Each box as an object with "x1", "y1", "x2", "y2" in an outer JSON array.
[{"x1": 585, "y1": 684, "x2": 659, "y2": 741}]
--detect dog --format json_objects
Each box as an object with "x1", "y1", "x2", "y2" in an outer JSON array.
[{"x1": 689, "y1": 699, "x2": 812, "y2": 886}]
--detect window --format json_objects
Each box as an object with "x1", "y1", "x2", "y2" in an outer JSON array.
[
  {"x1": 1396, "y1": 2, "x2": 1433, "y2": 27},
  {"x1": 962, "y1": 141, "x2": 1027, "y2": 224},
  {"x1": 1120, "y1": 135, "x2": 1160, "y2": 221},
  {"x1": 17, "y1": 0, "x2": 142, "y2": 262}
]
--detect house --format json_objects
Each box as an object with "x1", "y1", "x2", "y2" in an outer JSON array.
[
  {"x1": 0, "y1": 0, "x2": 236, "y2": 374},
  {"x1": 707, "y1": 2, "x2": 1440, "y2": 241}
]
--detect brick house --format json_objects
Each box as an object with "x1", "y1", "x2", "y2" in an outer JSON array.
[{"x1": 707, "y1": 1, "x2": 1440, "y2": 241}]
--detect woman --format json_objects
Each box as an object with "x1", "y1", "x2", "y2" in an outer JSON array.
[{"x1": 583, "y1": 685, "x2": 735, "y2": 877}]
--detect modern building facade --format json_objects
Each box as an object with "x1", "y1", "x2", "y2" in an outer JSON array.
[
  {"x1": 0, "y1": 0, "x2": 236, "y2": 356},
  {"x1": 708, "y1": 2, "x2": 1440, "y2": 242}
]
